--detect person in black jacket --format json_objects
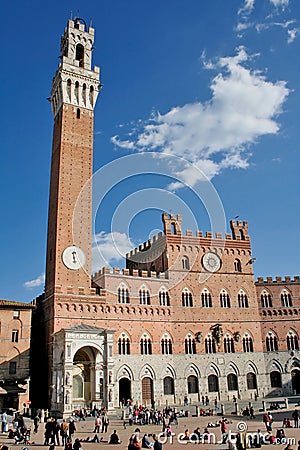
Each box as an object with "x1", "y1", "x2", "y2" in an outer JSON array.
[
  {"x1": 109, "y1": 430, "x2": 120, "y2": 444},
  {"x1": 53, "y1": 419, "x2": 60, "y2": 446},
  {"x1": 292, "y1": 409, "x2": 299, "y2": 428},
  {"x1": 153, "y1": 434, "x2": 162, "y2": 450},
  {"x1": 73, "y1": 438, "x2": 82, "y2": 450},
  {"x1": 68, "y1": 419, "x2": 76, "y2": 440}
]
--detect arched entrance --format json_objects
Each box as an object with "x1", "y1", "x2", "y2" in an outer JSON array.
[
  {"x1": 72, "y1": 347, "x2": 98, "y2": 407},
  {"x1": 142, "y1": 377, "x2": 153, "y2": 405},
  {"x1": 291, "y1": 369, "x2": 300, "y2": 394},
  {"x1": 119, "y1": 378, "x2": 131, "y2": 405}
]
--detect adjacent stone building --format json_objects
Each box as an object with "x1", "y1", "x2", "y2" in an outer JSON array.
[
  {"x1": 29, "y1": 18, "x2": 299, "y2": 416},
  {"x1": 0, "y1": 300, "x2": 34, "y2": 411}
]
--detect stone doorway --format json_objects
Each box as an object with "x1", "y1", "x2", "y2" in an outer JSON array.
[
  {"x1": 142, "y1": 377, "x2": 153, "y2": 405},
  {"x1": 291, "y1": 369, "x2": 300, "y2": 394},
  {"x1": 119, "y1": 378, "x2": 131, "y2": 405}
]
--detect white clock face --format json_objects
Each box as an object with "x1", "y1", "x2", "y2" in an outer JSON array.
[
  {"x1": 62, "y1": 245, "x2": 86, "y2": 270},
  {"x1": 202, "y1": 252, "x2": 221, "y2": 273}
]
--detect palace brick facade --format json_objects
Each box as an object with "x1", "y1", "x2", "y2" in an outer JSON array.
[{"x1": 28, "y1": 18, "x2": 299, "y2": 416}]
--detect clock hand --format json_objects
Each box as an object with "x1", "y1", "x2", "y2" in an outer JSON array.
[{"x1": 72, "y1": 250, "x2": 77, "y2": 263}]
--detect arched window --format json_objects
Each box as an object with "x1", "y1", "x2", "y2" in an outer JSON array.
[
  {"x1": 266, "y1": 332, "x2": 278, "y2": 352},
  {"x1": 187, "y1": 375, "x2": 199, "y2": 394},
  {"x1": 161, "y1": 334, "x2": 173, "y2": 354},
  {"x1": 82, "y1": 83, "x2": 87, "y2": 105},
  {"x1": 287, "y1": 330, "x2": 299, "y2": 351},
  {"x1": 171, "y1": 223, "x2": 176, "y2": 235},
  {"x1": 182, "y1": 256, "x2": 190, "y2": 270},
  {"x1": 281, "y1": 289, "x2": 292, "y2": 307},
  {"x1": 163, "y1": 377, "x2": 174, "y2": 395},
  {"x1": 205, "y1": 335, "x2": 216, "y2": 354},
  {"x1": 75, "y1": 81, "x2": 79, "y2": 103},
  {"x1": 227, "y1": 373, "x2": 238, "y2": 391},
  {"x1": 246, "y1": 373, "x2": 257, "y2": 390},
  {"x1": 261, "y1": 290, "x2": 272, "y2": 308},
  {"x1": 185, "y1": 335, "x2": 196, "y2": 354},
  {"x1": 238, "y1": 290, "x2": 249, "y2": 308},
  {"x1": 234, "y1": 259, "x2": 242, "y2": 272},
  {"x1": 118, "y1": 335, "x2": 130, "y2": 355},
  {"x1": 239, "y1": 229, "x2": 245, "y2": 240},
  {"x1": 224, "y1": 335, "x2": 235, "y2": 353},
  {"x1": 159, "y1": 288, "x2": 170, "y2": 306},
  {"x1": 139, "y1": 287, "x2": 150, "y2": 305},
  {"x1": 201, "y1": 289, "x2": 212, "y2": 307},
  {"x1": 208, "y1": 374, "x2": 219, "y2": 392},
  {"x1": 89, "y1": 85, "x2": 94, "y2": 107},
  {"x1": 118, "y1": 285, "x2": 129, "y2": 304},
  {"x1": 243, "y1": 334, "x2": 254, "y2": 352},
  {"x1": 270, "y1": 371, "x2": 282, "y2": 388},
  {"x1": 140, "y1": 335, "x2": 152, "y2": 355},
  {"x1": 220, "y1": 289, "x2": 230, "y2": 308},
  {"x1": 182, "y1": 288, "x2": 193, "y2": 307},
  {"x1": 75, "y1": 43, "x2": 84, "y2": 67},
  {"x1": 67, "y1": 79, "x2": 72, "y2": 101}
]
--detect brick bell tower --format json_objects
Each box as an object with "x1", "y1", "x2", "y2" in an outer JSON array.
[
  {"x1": 31, "y1": 19, "x2": 101, "y2": 408},
  {"x1": 45, "y1": 18, "x2": 101, "y2": 295}
]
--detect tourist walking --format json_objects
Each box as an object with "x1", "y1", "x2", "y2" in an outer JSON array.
[
  {"x1": 220, "y1": 418, "x2": 228, "y2": 444},
  {"x1": 94, "y1": 415, "x2": 102, "y2": 433},
  {"x1": 1, "y1": 411, "x2": 7, "y2": 432},
  {"x1": 102, "y1": 412, "x2": 109, "y2": 433},
  {"x1": 292, "y1": 409, "x2": 299, "y2": 428},
  {"x1": 60, "y1": 419, "x2": 69, "y2": 446},
  {"x1": 33, "y1": 414, "x2": 40, "y2": 433},
  {"x1": 68, "y1": 418, "x2": 76, "y2": 440},
  {"x1": 53, "y1": 419, "x2": 60, "y2": 446}
]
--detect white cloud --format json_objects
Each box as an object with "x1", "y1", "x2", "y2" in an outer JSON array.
[
  {"x1": 92, "y1": 231, "x2": 134, "y2": 272},
  {"x1": 112, "y1": 47, "x2": 289, "y2": 186},
  {"x1": 238, "y1": 0, "x2": 255, "y2": 16},
  {"x1": 287, "y1": 27, "x2": 300, "y2": 43},
  {"x1": 168, "y1": 159, "x2": 221, "y2": 191},
  {"x1": 255, "y1": 20, "x2": 299, "y2": 44},
  {"x1": 269, "y1": 0, "x2": 289, "y2": 8},
  {"x1": 111, "y1": 135, "x2": 135, "y2": 150},
  {"x1": 24, "y1": 273, "x2": 45, "y2": 289},
  {"x1": 236, "y1": 21, "x2": 254, "y2": 32},
  {"x1": 236, "y1": 0, "x2": 295, "y2": 41}
]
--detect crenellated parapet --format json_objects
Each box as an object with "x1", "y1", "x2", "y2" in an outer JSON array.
[
  {"x1": 256, "y1": 276, "x2": 300, "y2": 285},
  {"x1": 161, "y1": 213, "x2": 250, "y2": 242},
  {"x1": 92, "y1": 266, "x2": 168, "y2": 281}
]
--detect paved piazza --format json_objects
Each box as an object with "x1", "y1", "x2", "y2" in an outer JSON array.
[{"x1": 1, "y1": 404, "x2": 300, "y2": 450}]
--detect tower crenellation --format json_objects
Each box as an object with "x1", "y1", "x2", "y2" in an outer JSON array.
[
  {"x1": 230, "y1": 219, "x2": 249, "y2": 241},
  {"x1": 162, "y1": 212, "x2": 182, "y2": 235},
  {"x1": 50, "y1": 18, "x2": 101, "y2": 117}
]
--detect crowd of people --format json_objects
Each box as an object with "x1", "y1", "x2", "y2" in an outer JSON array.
[
  {"x1": 5, "y1": 412, "x2": 32, "y2": 445},
  {"x1": 123, "y1": 403, "x2": 182, "y2": 428},
  {"x1": 1, "y1": 403, "x2": 300, "y2": 450}
]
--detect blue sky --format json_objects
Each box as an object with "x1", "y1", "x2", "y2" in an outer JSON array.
[{"x1": 0, "y1": 0, "x2": 299, "y2": 302}]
